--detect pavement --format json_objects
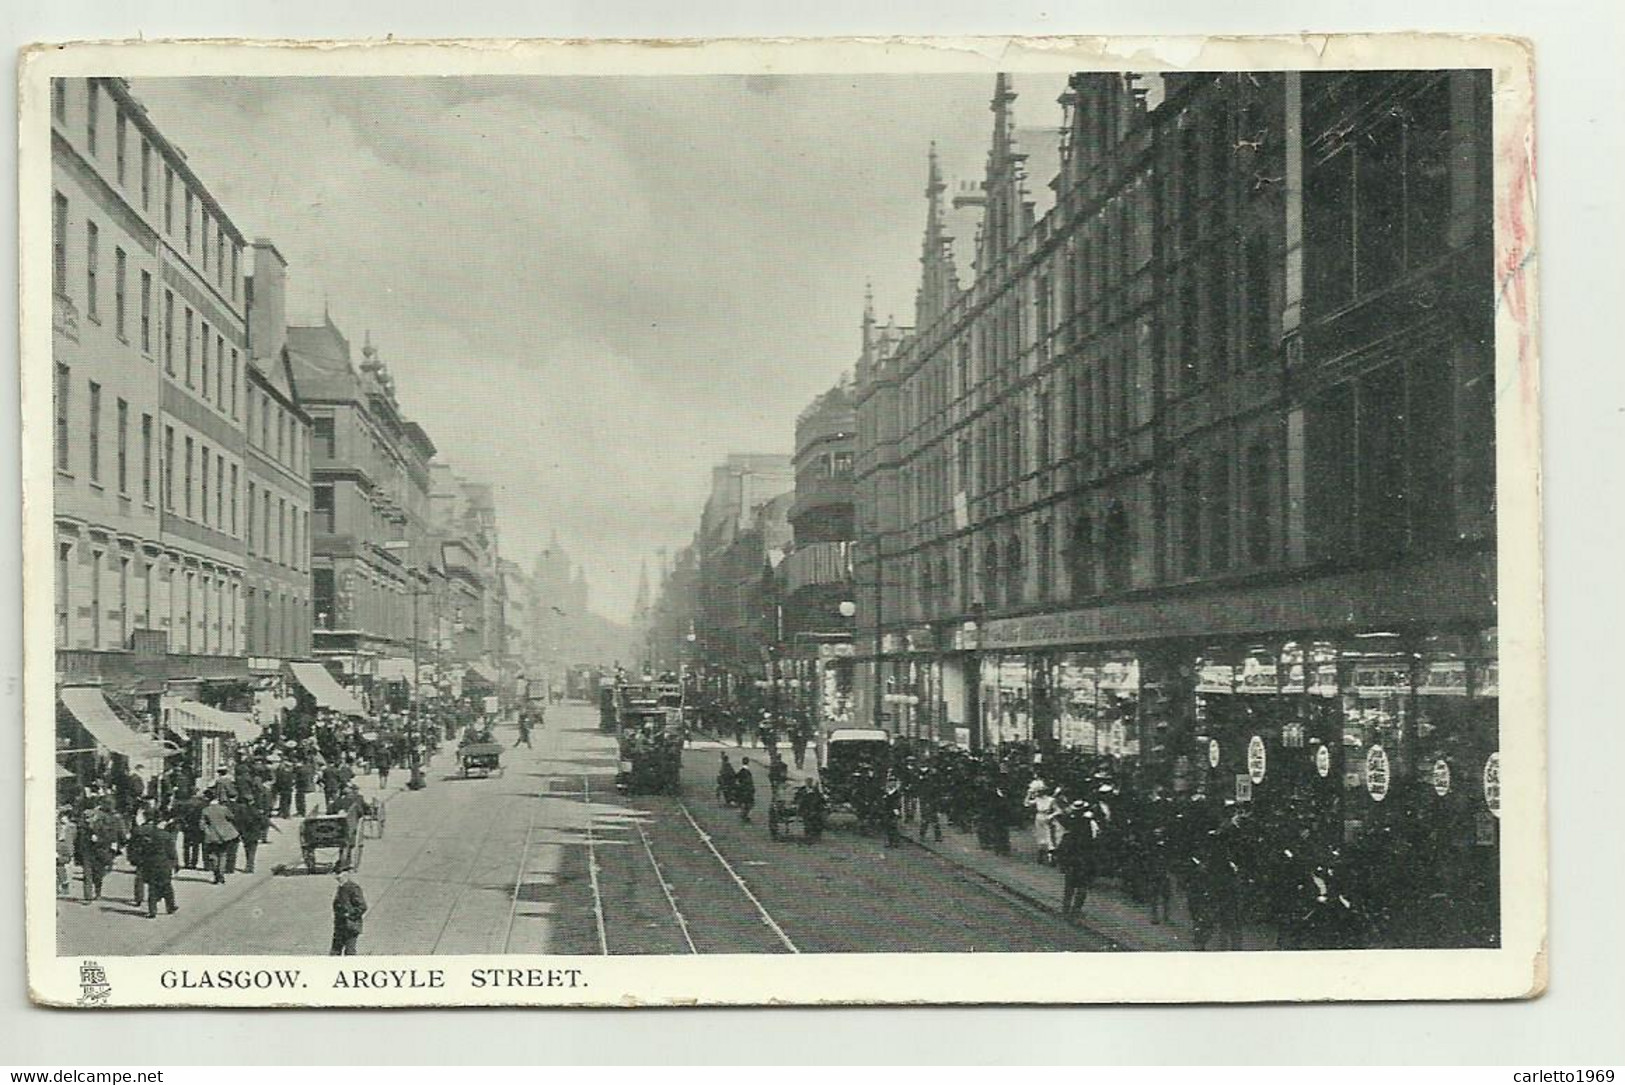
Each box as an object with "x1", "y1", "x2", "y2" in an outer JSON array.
[{"x1": 58, "y1": 706, "x2": 1123, "y2": 956}]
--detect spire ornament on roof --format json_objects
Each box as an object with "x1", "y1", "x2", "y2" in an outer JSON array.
[{"x1": 916, "y1": 141, "x2": 962, "y2": 326}]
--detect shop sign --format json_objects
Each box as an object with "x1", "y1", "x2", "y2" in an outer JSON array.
[
  {"x1": 881, "y1": 633, "x2": 906, "y2": 654},
  {"x1": 1483, "y1": 752, "x2": 1501, "y2": 817},
  {"x1": 1431, "y1": 759, "x2": 1452, "y2": 797},
  {"x1": 1247, "y1": 735, "x2": 1267, "y2": 784},
  {"x1": 1476, "y1": 662, "x2": 1499, "y2": 699},
  {"x1": 1309, "y1": 663, "x2": 1339, "y2": 698},
  {"x1": 1239, "y1": 657, "x2": 1279, "y2": 694},
  {"x1": 905, "y1": 626, "x2": 935, "y2": 653},
  {"x1": 1099, "y1": 659, "x2": 1140, "y2": 691},
  {"x1": 1418, "y1": 659, "x2": 1469, "y2": 696},
  {"x1": 1315, "y1": 743, "x2": 1331, "y2": 778},
  {"x1": 1281, "y1": 722, "x2": 1306, "y2": 749},
  {"x1": 817, "y1": 643, "x2": 855, "y2": 660},
  {"x1": 1234, "y1": 774, "x2": 1253, "y2": 803},
  {"x1": 1352, "y1": 664, "x2": 1410, "y2": 695},
  {"x1": 1366, "y1": 745, "x2": 1391, "y2": 801},
  {"x1": 1110, "y1": 720, "x2": 1128, "y2": 758},
  {"x1": 953, "y1": 727, "x2": 971, "y2": 749},
  {"x1": 1196, "y1": 664, "x2": 1236, "y2": 694},
  {"x1": 1207, "y1": 738, "x2": 1221, "y2": 769}
]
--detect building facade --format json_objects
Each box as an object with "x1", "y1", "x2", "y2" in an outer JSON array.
[
  {"x1": 53, "y1": 77, "x2": 271, "y2": 780},
  {"x1": 853, "y1": 71, "x2": 1498, "y2": 929},
  {"x1": 692, "y1": 454, "x2": 794, "y2": 688},
  {"x1": 242, "y1": 239, "x2": 314, "y2": 664},
  {"x1": 291, "y1": 320, "x2": 439, "y2": 702},
  {"x1": 775, "y1": 377, "x2": 860, "y2": 730}
]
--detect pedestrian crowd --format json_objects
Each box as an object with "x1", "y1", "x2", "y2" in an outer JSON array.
[
  {"x1": 686, "y1": 694, "x2": 1492, "y2": 950},
  {"x1": 57, "y1": 703, "x2": 469, "y2": 923}
]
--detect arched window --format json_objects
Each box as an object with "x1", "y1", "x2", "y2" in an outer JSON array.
[
  {"x1": 1103, "y1": 500, "x2": 1131, "y2": 591},
  {"x1": 982, "y1": 544, "x2": 1002, "y2": 609},
  {"x1": 1005, "y1": 534, "x2": 1024, "y2": 607},
  {"x1": 1069, "y1": 512, "x2": 1095, "y2": 599},
  {"x1": 1246, "y1": 441, "x2": 1274, "y2": 566}
]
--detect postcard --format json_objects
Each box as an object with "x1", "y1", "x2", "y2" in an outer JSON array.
[{"x1": 20, "y1": 33, "x2": 1542, "y2": 1006}]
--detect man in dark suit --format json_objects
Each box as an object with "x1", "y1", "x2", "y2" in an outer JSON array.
[
  {"x1": 330, "y1": 869, "x2": 368, "y2": 956},
  {"x1": 272, "y1": 758, "x2": 295, "y2": 819},
  {"x1": 230, "y1": 796, "x2": 269, "y2": 874},
  {"x1": 76, "y1": 799, "x2": 123, "y2": 902},
  {"x1": 128, "y1": 807, "x2": 179, "y2": 918},
  {"x1": 734, "y1": 758, "x2": 756, "y2": 823}
]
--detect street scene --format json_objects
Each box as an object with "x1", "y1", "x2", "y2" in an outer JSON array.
[
  {"x1": 58, "y1": 704, "x2": 1114, "y2": 957},
  {"x1": 52, "y1": 67, "x2": 1500, "y2": 958}
]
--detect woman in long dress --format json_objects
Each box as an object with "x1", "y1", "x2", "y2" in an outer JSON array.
[{"x1": 1027, "y1": 779, "x2": 1060, "y2": 864}]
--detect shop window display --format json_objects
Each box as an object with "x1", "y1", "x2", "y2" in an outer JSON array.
[
  {"x1": 1405, "y1": 628, "x2": 1500, "y2": 946},
  {"x1": 1338, "y1": 634, "x2": 1412, "y2": 839},
  {"x1": 1054, "y1": 654, "x2": 1101, "y2": 751},
  {"x1": 979, "y1": 654, "x2": 1033, "y2": 748},
  {"x1": 1098, "y1": 652, "x2": 1141, "y2": 759}
]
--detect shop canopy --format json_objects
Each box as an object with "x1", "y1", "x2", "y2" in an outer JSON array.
[
  {"x1": 169, "y1": 700, "x2": 262, "y2": 743},
  {"x1": 466, "y1": 662, "x2": 500, "y2": 686},
  {"x1": 375, "y1": 658, "x2": 416, "y2": 684},
  {"x1": 59, "y1": 686, "x2": 171, "y2": 761},
  {"x1": 288, "y1": 662, "x2": 367, "y2": 716}
]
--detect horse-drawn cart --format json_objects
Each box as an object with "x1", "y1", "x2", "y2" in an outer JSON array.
[{"x1": 300, "y1": 807, "x2": 363, "y2": 874}]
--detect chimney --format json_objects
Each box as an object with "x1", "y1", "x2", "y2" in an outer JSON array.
[{"x1": 247, "y1": 238, "x2": 288, "y2": 362}]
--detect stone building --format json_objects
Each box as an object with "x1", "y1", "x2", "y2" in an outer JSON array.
[
  {"x1": 242, "y1": 239, "x2": 314, "y2": 665},
  {"x1": 291, "y1": 319, "x2": 439, "y2": 704},
  {"x1": 53, "y1": 77, "x2": 267, "y2": 779},
  {"x1": 852, "y1": 71, "x2": 1497, "y2": 921},
  {"x1": 774, "y1": 375, "x2": 860, "y2": 731}
]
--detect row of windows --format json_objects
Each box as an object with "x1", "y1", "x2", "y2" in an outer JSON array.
[
  {"x1": 310, "y1": 567, "x2": 430, "y2": 640},
  {"x1": 54, "y1": 363, "x2": 311, "y2": 571},
  {"x1": 895, "y1": 442, "x2": 1281, "y2": 619},
  {"x1": 884, "y1": 75, "x2": 1468, "y2": 566},
  {"x1": 54, "y1": 79, "x2": 244, "y2": 306},
  {"x1": 55, "y1": 364, "x2": 156, "y2": 503},
  {"x1": 53, "y1": 539, "x2": 313, "y2": 658},
  {"x1": 245, "y1": 479, "x2": 310, "y2": 572},
  {"x1": 248, "y1": 383, "x2": 309, "y2": 475},
  {"x1": 243, "y1": 586, "x2": 311, "y2": 659},
  {"x1": 53, "y1": 192, "x2": 243, "y2": 423},
  {"x1": 55, "y1": 540, "x2": 242, "y2": 655}
]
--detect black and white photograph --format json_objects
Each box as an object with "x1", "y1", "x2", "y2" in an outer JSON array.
[{"x1": 20, "y1": 37, "x2": 1543, "y2": 1007}]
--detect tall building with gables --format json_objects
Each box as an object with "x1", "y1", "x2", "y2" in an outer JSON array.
[{"x1": 852, "y1": 72, "x2": 1497, "y2": 918}]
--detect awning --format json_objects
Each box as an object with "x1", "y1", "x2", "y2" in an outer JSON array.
[
  {"x1": 170, "y1": 700, "x2": 262, "y2": 743},
  {"x1": 375, "y1": 658, "x2": 415, "y2": 684},
  {"x1": 466, "y1": 662, "x2": 500, "y2": 685},
  {"x1": 59, "y1": 687, "x2": 171, "y2": 761},
  {"x1": 288, "y1": 662, "x2": 367, "y2": 716}
]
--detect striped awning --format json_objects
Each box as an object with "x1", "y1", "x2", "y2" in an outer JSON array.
[
  {"x1": 59, "y1": 687, "x2": 170, "y2": 761},
  {"x1": 170, "y1": 700, "x2": 261, "y2": 743},
  {"x1": 289, "y1": 662, "x2": 367, "y2": 716}
]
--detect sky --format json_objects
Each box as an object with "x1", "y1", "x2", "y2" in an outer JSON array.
[{"x1": 129, "y1": 72, "x2": 1072, "y2": 623}]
